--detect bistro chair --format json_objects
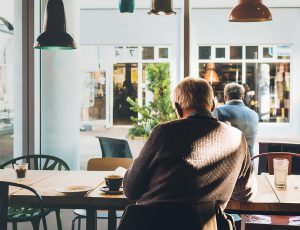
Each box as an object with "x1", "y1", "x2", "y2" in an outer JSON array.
[
  {"x1": 0, "y1": 155, "x2": 70, "y2": 230},
  {"x1": 96, "y1": 136, "x2": 133, "y2": 158},
  {"x1": 117, "y1": 202, "x2": 218, "y2": 230},
  {"x1": 72, "y1": 157, "x2": 133, "y2": 230},
  {"x1": 0, "y1": 181, "x2": 47, "y2": 230},
  {"x1": 245, "y1": 152, "x2": 300, "y2": 230}
]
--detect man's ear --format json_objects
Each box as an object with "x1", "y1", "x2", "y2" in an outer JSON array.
[
  {"x1": 175, "y1": 102, "x2": 184, "y2": 118},
  {"x1": 211, "y1": 99, "x2": 216, "y2": 112}
]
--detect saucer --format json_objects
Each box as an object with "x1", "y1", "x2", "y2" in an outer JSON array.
[
  {"x1": 100, "y1": 186, "x2": 123, "y2": 195},
  {"x1": 56, "y1": 185, "x2": 94, "y2": 196}
]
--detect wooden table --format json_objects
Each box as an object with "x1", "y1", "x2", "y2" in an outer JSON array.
[{"x1": 1, "y1": 170, "x2": 300, "y2": 230}]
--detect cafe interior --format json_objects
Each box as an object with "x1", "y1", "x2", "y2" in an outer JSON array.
[{"x1": 0, "y1": 0, "x2": 300, "y2": 229}]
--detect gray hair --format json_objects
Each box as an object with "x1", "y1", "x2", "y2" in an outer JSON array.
[
  {"x1": 224, "y1": 83, "x2": 245, "y2": 100},
  {"x1": 172, "y1": 77, "x2": 214, "y2": 110}
]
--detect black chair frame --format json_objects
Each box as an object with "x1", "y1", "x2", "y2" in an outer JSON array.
[{"x1": 0, "y1": 181, "x2": 47, "y2": 230}]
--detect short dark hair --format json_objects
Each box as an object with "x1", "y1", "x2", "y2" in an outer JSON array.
[{"x1": 224, "y1": 83, "x2": 245, "y2": 100}]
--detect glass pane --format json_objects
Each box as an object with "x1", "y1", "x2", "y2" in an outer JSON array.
[
  {"x1": 216, "y1": 48, "x2": 225, "y2": 59},
  {"x1": 199, "y1": 46, "x2": 211, "y2": 59},
  {"x1": 159, "y1": 48, "x2": 168, "y2": 59},
  {"x1": 142, "y1": 47, "x2": 154, "y2": 60},
  {"x1": 230, "y1": 46, "x2": 243, "y2": 59},
  {"x1": 263, "y1": 47, "x2": 274, "y2": 58},
  {"x1": 199, "y1": 63, "x2": 243, "y2": 105},
  {"x1": 245, "y1": 63, "x2": 290, "y2": 123},
  {"x1": 113, "y1": 63, "x2": 138, "y2": 125},
  {"x1": 0, "y1": 0, "x2": 14, "y2": 165},
  {"x1": 246, "y1": 46, "x2": 258, "y2": 59},
  {"x1": 277, "y1": 45, "x2": 291, "y2": 60}
]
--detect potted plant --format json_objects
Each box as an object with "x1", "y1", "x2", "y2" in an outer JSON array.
[{"x1": 127, "y1": 63, "x2": 176, "y2": 139}]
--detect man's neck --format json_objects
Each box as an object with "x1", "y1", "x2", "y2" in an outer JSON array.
[{"x1": 182, "y1": 107, "x2": 211, "y2": 119}]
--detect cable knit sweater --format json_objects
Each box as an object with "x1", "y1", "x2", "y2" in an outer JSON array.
[{"x1": 123, "y1": 112, "x2": 257, "y2": 209}]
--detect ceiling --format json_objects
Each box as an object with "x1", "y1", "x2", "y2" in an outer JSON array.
[{"x1": 80, "y1": 0, "x2": 300, "y2": 9}]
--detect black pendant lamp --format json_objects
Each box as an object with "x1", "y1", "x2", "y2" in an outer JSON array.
[
  {"x1": 148, "y1": 0, "x2": 176, "y2": 15},
  {"x1": 229, "y1": 0, "x2": 272, "y2": 22},
  {"x1": 34, "y1": 0, "x2": 76, "y2": 50},
  {"x1": 119, "y1": 0, "x2": 135, "y2": 13}
]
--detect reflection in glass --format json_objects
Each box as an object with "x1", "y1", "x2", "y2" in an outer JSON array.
[
  {"x1": 199, "y1": 46, "x2": 211, "y2": 60},
  {"x1": 230, "y1": 46, "x2": 243, "y2": 59},
  {"x1": 142, "y1": 47, "x2": 154, "y2": 60},
  {"x1": 113, "y1": 63, "x2": 138, "y2": 125},
  {"x1": 263, "y1": 47, "x2": 274, "y2": 58},
  {"x1": 159, "y1": 48, "x2": 168, "y2": 59},
  {"x1": 199, "y1": 63, "x2": 242, "y2": 104},
  {"x1": 246, "y1": 46, "x2": 258, "y2": 59},
  {"x1": 0, "y1": 1, "x2": 14, "y2": 165},
  {"x1": 216, "y1": 48, "x2": 225, "y2": 59},
  {"x1": 277, "y1": 45, "x2": 291, "y2": 60}
]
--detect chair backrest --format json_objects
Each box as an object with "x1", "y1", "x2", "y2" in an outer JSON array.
[
  {"x1": 87, "y1": 158, "x2": 133, "y2": 171},
  {"x1": 0, "y1": 155, "x2": 70, "y2": 171},
  {"x1": 251, "y1": 152, "x2": 300, "y2": 175},
  {"x1": 96, "y1": 136, "x2": 133, "y2": 158},
  {"x1": 0, "y1": 181, "x2": 44, "y2": 230},
  {"x1": 117, "y1": 202, "x2": 217, "y2": 230}
]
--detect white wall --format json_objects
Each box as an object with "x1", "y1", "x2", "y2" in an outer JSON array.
[
  {"x1": 41, "y1": 0, "x2": 81, "y2": 169},
  {"x1": 80, "y1": 9, "x2": 182, "y2": 84},
  {"x1": 191, "y1": 8, "x2": 300, "y2": 141}
]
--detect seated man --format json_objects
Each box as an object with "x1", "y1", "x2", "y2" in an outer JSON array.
[
  {"x1": 213, "y1": 83, "x2": 259, "y2": 158},
  {"x1": 123, "y1": 77, "x2": 256, "y2": 212}
]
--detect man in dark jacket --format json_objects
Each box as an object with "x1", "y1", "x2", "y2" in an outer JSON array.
[{"x1": 123, "y1": 77, "x2": 256, "y2": 210}]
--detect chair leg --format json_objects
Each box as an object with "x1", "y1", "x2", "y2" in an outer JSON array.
[
  {"x1": 12, "y1": 222, "x2": 17, "y2": 230},
  {"x1": 42, "y1": 216, "x2": 48, "y2": 230},
  {"x1": 55, "y1": 209, "x2": 62, "y2": 230},
  {"x1": 72, "y1": 216, "x2": 82, "y2": 230},
  {"x1": 78, "y1": 216, "x2": 81, "y2": 230},
  {"x1": 31, "y1": 218, "x2": 40, "y2": 230}
]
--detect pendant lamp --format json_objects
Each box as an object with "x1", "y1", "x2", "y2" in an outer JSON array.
[
  {"x1": 229, "y1": 0, "x2": 272, "y2": 22},
  {"x1": 148, "y1": 0, "x2": 176, "y2": 15},
  {"x1": 0, "y1": 17, "x2": 13, "y2": 31},
  {"x1": 119, "y1": 0, "x2": 135, "y2": 13},
  {"x1": 204, "y1": 63, "x2": 219, "y2": 85},
  {"x1": 34, "y1": 0, "x2": 76, "y2": 50}
]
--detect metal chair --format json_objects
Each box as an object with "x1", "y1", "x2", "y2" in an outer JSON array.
[
  {"x1": 245, "y1": 152, "x2": 300, "y2": 230},
  {"x1": 96, "y1": 136, "x2": 133, "y2": 158},
  {"x1": 117, "y1": 202, "x2": 218, "y2": 230},
  {"x1": 0, "y1": 181, "x2": 47, "y2": 230},
  {"x1": 0, "y1": 155, "x2": 70, "y2": 230},
  {"x1": 72, "y1": 157, "x2": 133, "y2": 230}
]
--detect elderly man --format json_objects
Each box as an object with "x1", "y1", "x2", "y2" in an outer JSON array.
[
  {"x1": 123, "y1": 77, "x2": 256, "y2": 212},
  {"x1": 213, "y1": 83, "x2": 259, "y2": 158}
]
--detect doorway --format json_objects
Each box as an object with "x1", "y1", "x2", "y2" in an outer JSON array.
[{"x1": 113, "y1": 63, "x2": 138, "y2": 125}]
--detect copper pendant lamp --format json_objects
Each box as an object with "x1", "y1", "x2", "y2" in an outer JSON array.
[
  {"x1": 34, "y1": 0, "x2": 76, "y2": 50},
  {"x1": 148, "y1": 0, "x2": 176, "y2": 15},
  {"x1": 204, "y1": 63, "x2": 219, "y2": 85},
  {"x1": 119, "y1": 0, "x2": 135, "y2": 13},
  {"x1": 229, "y1": 0, "x2": 272, "y2": 22}
]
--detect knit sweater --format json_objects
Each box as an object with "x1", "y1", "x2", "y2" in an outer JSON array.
[{"x1": 123, "y1": 112, "x2": 257, "y2": 209}]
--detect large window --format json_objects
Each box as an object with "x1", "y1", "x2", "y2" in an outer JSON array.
[
  {"x1": 0, "y1": 0, "x2": 14, "y2": 164},
  {"x1": 199, "y1": 45, "x2": 291, "y2": 123}
]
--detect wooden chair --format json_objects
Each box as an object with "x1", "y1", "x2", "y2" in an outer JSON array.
[
  {"x1": 245, "y1": 152, "x2": 300, "y2": 230},
  {"x1": 72, "y1": 157, "x2": 133, "y2": 230},
  {"x1": 117, "y1": 202, "x2": 218, "y2": 230},
  {"x1": 0, "y1": 181, "x2": 47, "y2": 230},
  {"x1": 96, "y1": 136, "x2": 133, "y2": 158},
  {"x1": 0, "y1": 155, "x2": 70, "y2": 230}
]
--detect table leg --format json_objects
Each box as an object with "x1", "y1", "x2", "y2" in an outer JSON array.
[
  {"x1": 86, "y1": 208, "x2": 97, "y2": 230},
  {"x1": 108, "y1": 210, "x2": 117, "y2": 230},
  {"x1": 0, "y1": 184, "x2": 8, "y2": 230}
]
